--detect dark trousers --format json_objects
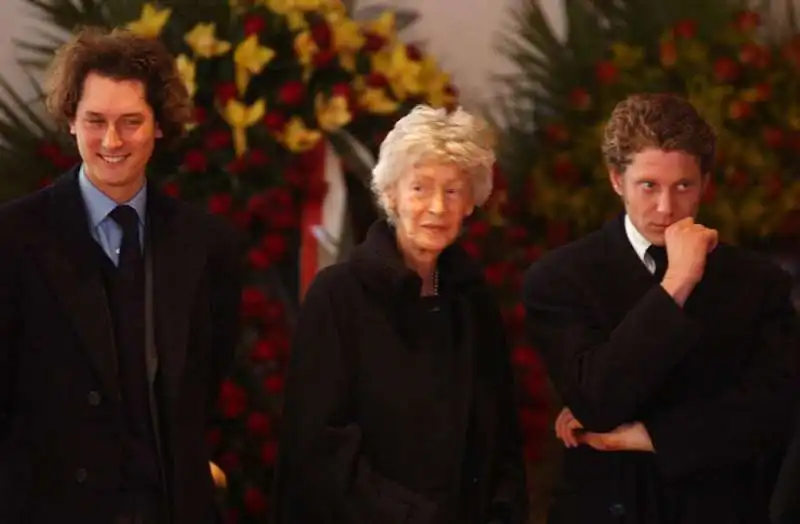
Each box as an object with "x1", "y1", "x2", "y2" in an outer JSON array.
[{"x1": 113, "y1": 492, "x2": 165, "y2": 524}]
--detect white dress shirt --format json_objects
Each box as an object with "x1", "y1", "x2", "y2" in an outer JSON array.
[{"x1": 624, "y1": 215, "x2": 657, "y2": 275}]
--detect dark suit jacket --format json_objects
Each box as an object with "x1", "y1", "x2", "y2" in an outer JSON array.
[
  {"x1": 523, "y1": 215, "x2": 798, "y2": 524},
  {"x1": 274, "y1": 220, "x2": 528, "y2": 524},
  {"x1": 771, "y1": 407, "x2": 800, "y2": 524},
  {"x1": 0, "y1": 168, "x2": 242, "y2": 524}
]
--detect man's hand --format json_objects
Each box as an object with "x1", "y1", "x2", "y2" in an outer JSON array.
[
  {"x1": 554, "y1": 407, "x2": 584, "y2": 448},
  {"x1": 580, "y1": 422, "x2": 655, "y2": 452},
  {"x1": 662, "y1": 217, "x2": 718, "y2": 305}
]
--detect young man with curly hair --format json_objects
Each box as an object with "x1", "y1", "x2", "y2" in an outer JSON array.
[
  {"x1": 0, "y1": 28, "x2": 242, "y2": 524},
  {"x1": 524, "y1": 93, "x2": 798, "y2": 524}
]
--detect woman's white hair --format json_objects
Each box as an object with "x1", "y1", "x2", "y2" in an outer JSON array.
[{"x1": 371, "y1": 104, "x2": 496, "y2": 220}]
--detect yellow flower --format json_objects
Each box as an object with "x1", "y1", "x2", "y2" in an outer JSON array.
[
  {"x1": 328, "y1": 12, "x2": 364, "y2": 72},
  {"x1": 371, "y1": 42, "x2": 423, "y2": 99},
  {"x1": 175, "y1": 54, "x2": 197, "y2": 98},
  {"x1": 282, "y1": 116, "x2": 323, "y2": 152},
  {"x1": 127, "y1": 4, "x2": 172, "y2": 39},
  {"x1": 358, "y1": 86, "x2": 399, "y2": 114},
  {"x1": 293, "y1": 31, "x2": 318, "y2": 79},
  {"x1": 210, "y1": 462, "x2": 227, "y2": 488},
  {"x1": 362, "y1": 11, "x2": 395, "y2": 40},
  {"x1": 315, "y1": 93, "x2": 352, "y2": 131},
  {"x1": 610, "y1": 43, "x2": 644, "y2": 69},
  {"x1": 234, "y1": 35, "x2": 276, "y2": 94},
  {"x1": 221, "y1": 98, "x2": 266, "y2": 157},
  {"x1": 184, "y1": 23, "x2": 232, "y2": 58},
  {"x1": 418, "y1": 56, "x2": 454, "y2": 108}
]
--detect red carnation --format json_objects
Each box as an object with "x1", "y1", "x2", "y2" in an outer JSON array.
[
  {"x1": 278, "y1": 80, "x2": 306, "y2": 106},
  {"x1": 243, "y1": 15, "x2": 265, "y2": 36},
  {"x1": 218, "y1": 380, "x2": 247, "y2": 419}
]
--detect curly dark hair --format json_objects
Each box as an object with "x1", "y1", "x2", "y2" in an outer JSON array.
[
  {"x1": 45, "y1": 26, "x2": 192, "y2": 147},
  {"x1": 602, "y1": 93, "x2": 716, "y2": 176}
]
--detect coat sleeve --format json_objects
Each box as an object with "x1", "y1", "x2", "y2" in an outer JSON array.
[
  {"x1": 206, "y1": 222, "x2": 243, "y2": 412},
  {"x1": 485, "y1": 299, "x2": 529, "y2": 524},
  {"x1": 644, "y1": 268, "x2": 800, "y2": 480},
  {"x1": 276, "y1": 268, "x2": 438, "y2": 524},
  {"x1": 522, "y1": 258, "x2": 701, "y2": 432},
  {"x1": 0, "y1": 237, "x2": 20, "y2": 440}
]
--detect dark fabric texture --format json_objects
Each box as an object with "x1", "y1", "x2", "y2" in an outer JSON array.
[
  {"x1": 0, "y1": 167, "x2": 243, "y2": 524},
  {"x1": 274, "y1": 219, "x2": 529, "y2": 524},
  {"x1": 523, "y1": 214, "x2": 799, "y2": 524}
]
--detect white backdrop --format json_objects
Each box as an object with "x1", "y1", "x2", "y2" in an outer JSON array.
[{"x1": 0, "y1": 0, "x2": 566, "y2": 109}]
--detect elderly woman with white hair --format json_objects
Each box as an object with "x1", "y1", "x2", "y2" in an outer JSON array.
[{"x1": 274, "y1": 105, "x2": 528, "y2": 524}]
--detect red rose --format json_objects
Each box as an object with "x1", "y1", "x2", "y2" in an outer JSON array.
[
  {"x1": 161, "y1": 182, "x2": 180, "y2": 198},
  {"x1": 728, "y1": 100, "x2": 751, "y2": 120},
  {"x1": 461, "y1": 240, "x2": 480, "y2": 259},
  {"x1": 261, "y1": 440, "x2": 279, "y2": 465},
  {"x1": 243, "y1": 487, "x2": 268, "y2": 515},
  {"x1": 311, "y1": 22, "x2": 332, "y2": 48},
  {"x1": 247, "y1": 149, "x2": 269, "y2": 167},
  {"x1": 544, "y1": 123, "x2": 569, "y2": 144},
  {"x1": 217, "y1": 450, "x2": 241, "y2": 473},
  {"x1": 405, "y1": 44, "x2": 423, "y2": 61},
  {"x1": 226, "y1": 156, "x2": 248, "y2": 176},
  {"x1": 734, "y1": 10, "x2": 760, "y2": 32},
  {"x1": 511, "y1": 345, "x2": 538, "y2": 370},
  {"x1": 264, "y1": 375, "x2": 285, "y2": 394},
  {"x1": 208, "y1": 194, "x2": 232, "y2": 215},
  {"x1": 241, "y1": 287, "x2": 268, "y2": 318},
  {"x1": 243, "y1": 14, "x2": 265, "y2": 36},
  {"x1": 183, "y1": 149, "x2": 207, "y2": 172},
  {"x1": 278, "y1": 80, "x2": 306, "y2": 106},
  {"x1": 262, "y1": 233, "x2": 287, "y2": 260},
  {"x1": 660, "y1": 40, "x2": 678, "y2": 67},
  {"x1": 263, "y1": 111, "x2": 288, "y2": 133},
  {"x1": 553, "y1": 157, "x2": 579, "y2": 186},
  {"x1": 218, "y1": 380, "x2": 247, "y2": 419},
  {"x1": 739, "y1": 43, "x2": 770, "y2": 68},
  {"x1": 250, "y1": 338, "x2": 280, "y2": 362},
  {"x1": 505, "y1": 303, "x2": 526, "y2": 328},
  {"x1": 467, "y1": 220, "x2": 490, "y2": 238},
  {"x1": 247, "y1": 247, "x2": 272, "y2": 271},
  {"x1": 363, "y1": 32, "x2": 386, "y2": 52},
  {"x1": 264, "y1": 300, "x2": 286, "y2": 325},
  {"x1": 594, "y1": 60, "x2": 618, "y2": 85},
  {"x1": 331, "y1": 82, "x2": 351, "y2": 98},
  {"x1": 215, "y1": 82, "x2": 238, "y2": 104},
  {"x1": 246, "y1": 412, "x2": 272, "y2": 437},
  {"x1": 713, "y1": 58, "x2": 740, "y2": 82},
  {"x1": 568, "y1": 88, "x2": 591, "y2": 110},
  {"x1": 365, "y1": 72, "x2": 389, "y2": 88},
  {"x1": 672, "y1": 19, "x2": 696, "y2": 39},
  {"x1": 483, "y1": 264, "x2": 505, "y2": 287},
  {"x1": 205, "y1": 130, "x2": 232, "y2": 150},
  {"x1": 313, "y1": 49, "x2": 336, "y2": 68}
]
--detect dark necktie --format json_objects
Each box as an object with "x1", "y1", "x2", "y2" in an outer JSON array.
[
  {"x1": 109, "y1": 205, "x2": 142, "y2": 273},
  {"x1": 646, "y1": 245, "x2": 668, "y2": 281},
  {"x1": 108, "y1": 205, "x2": 159, "y2": 488}
]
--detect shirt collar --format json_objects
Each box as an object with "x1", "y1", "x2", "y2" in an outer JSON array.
[
  {"x1": 78, "y1": 163, "x2": 147, "y2": 228},
  {"x1": 624, "y1": 214, "x2": 651, "y2": 264}
]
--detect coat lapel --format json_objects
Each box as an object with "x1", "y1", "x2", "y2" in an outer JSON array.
[
  {"x1": 146, "y1": 188, "x2": 209, "y2": 401},
  {"x1": 38, "y1": 170, "x2": 120, "y2": 400}
]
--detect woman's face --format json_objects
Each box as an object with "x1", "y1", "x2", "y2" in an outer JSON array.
[{"x1": 390, "y1": 162, "x2": 475, "y2": 257}]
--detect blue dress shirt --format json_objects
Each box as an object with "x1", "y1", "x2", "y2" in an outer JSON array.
[{"x1": 78, "y1": 165, "x2": 147, "y2": 267}]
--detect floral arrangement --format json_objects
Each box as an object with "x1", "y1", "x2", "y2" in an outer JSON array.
[
  {"x1": 525, "y1": 9, "x2": 800, "y2": 247},
  {"x1": 0, "y1": 1, "x2": 555, "y2": 520}
]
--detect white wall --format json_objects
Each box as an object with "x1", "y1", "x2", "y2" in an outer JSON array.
[{"x1": 0, "y1": 0, "x2": 566, "y2": 110}]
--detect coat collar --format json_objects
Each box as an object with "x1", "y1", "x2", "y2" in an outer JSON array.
[{"x1": 348, "y1": 219, "x2": 484, "y2": 301}]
